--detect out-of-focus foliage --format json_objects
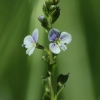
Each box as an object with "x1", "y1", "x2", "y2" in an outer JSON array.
[{"x1": 0, "y1": 0, "x2": 100, "y2": 100}]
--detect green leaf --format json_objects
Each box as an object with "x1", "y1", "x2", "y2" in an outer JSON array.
[
  {"x1": 57, "y1": 73, "x2": 69, "y2": 90},
  {"x1": 43, "y1": 93, "x2": 51, "y2": 100},
  {"x1": 42, "y1": 54, "x2": 49, "y2": 64},
  {"x1": 55, "y1": 73, "x2": 69, "y2": 98},
  {"x1": 42, "y1": 77, "x2": 50, "y2": 93}
]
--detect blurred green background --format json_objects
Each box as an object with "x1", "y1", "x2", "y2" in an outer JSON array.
[{"x1": 0, "y1": 0, "x2": 100, "y2": 100}]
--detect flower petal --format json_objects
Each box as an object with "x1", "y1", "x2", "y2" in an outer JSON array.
[
  {"x1": 24, "y1": 35, "x2": 33, "y2": 43},
  {"x1": 59, "y1": 44, "x2": 67, "y2": 51},
  {"x1": 26, "y1": 47, "x2": 35, "y2": 56},
  {"x1": 48, "y1": 28, "x2": 60, "y2": 42},
  {"x1": 23, "y1": 42, "x2": 32, "y2": 48},
  {"x1": 60, "y1": 32, "x2": 72, "y2": 44},
  {"x1": 32, "y1": 29, "x2": 39, "y2": 43},
  {"x1": 24, "y1": 36, "x2": 34, "y2": 48},
  {"x1": 49, "y1": 43, "x2": 60, "y2": 54}
]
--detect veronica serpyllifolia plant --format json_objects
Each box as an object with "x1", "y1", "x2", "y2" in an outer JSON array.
[{"x1": 22, "y1": 0, "x2": 72, "y2": 100}]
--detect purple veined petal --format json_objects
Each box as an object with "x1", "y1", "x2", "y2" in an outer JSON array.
[
  {"x1": 59, "y1": 44, "x2": 67, "y2": 51},
  {"x1": 26, "y1": 47, "x2": 35, "y2": 56},
  {"x1": 60, "y1": 32, "x2": 72, "y2": 44},
  {"x1": 49, "y1": 43, "x2": 60, "y2": 54},
  {"x1": 48, "y1": 28, "x2": 60, "y2": 42},
  {"x1": 32, "y1": 29, "x2": 39, "y2": 43}
]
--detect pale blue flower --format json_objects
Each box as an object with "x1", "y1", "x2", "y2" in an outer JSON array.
[
  {"x1": 22, "y1": 29, "x2": 39, "y2": 56},
  {"x1": 48, "y1": 28, "x2": 72, "y2": 54}
]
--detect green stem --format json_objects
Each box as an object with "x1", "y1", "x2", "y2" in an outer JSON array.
[
  {"x1": 48, "y1": 16, "x2": 52, "y2": 29},
  {"x1": 48, "y1": 15, "x2": 57, "y2": 100},
  {"x1": 49, "y1": 50, "x2": 54, "y2": 64},
  {"x1": 48, "y1": 50, "x2": 55, "y2": 100},
  {"x1": 49, "y1": 68, "x2": 54, "y2": 99}
]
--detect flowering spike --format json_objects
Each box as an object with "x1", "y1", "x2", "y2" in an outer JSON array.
[{"x1": 22, "y1": 0, "x2": 73, "y2": 99}]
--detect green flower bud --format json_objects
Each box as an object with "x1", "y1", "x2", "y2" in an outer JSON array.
[
  {"x1": 45, "y1": 0, "x2": 51, "y2": 7},
  {"x1": 50, "y1": 6, "x2": 60, "y2": 23},
  {"x1": 42, "y1": 2, "x2": 49, "y2": 16},
  {"x1": 50, "y1": 0, "x2": 60, "y2": 5},
  {"x1": 49, "y1": 5, "x2": 56, "y2": 13},
  {"x1": 38, "y1": 15, "x2": 45, "y2": 22}
]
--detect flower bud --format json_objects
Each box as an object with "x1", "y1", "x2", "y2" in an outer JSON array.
[
  {"x1": 45, "y1": 0, "x2": 51, "y2": 7},
  {"x1": 50, "y1": 0, "x2": 60, "y2": 5},
  {"x1": 38, "y1": 15, "x2": 44, "y2": 22},
  {"x1": 50, "y1": 6, "x2": 60, "y2": 23},
  {"x1": 38, "y1": 15, "x2": 49, "y2": 30},
  {"x1": 49, "y1": 5, "x2": 56, "y2": 13},
  {"x1": 38, "y1": 15, "x2": 47, "y2": 24},
  {"x1": 42, "y1": 2, "x2": 49, "y2": 16}
]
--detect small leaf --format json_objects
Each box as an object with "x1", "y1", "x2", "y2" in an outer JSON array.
[
  {"x1": 55, "y1": 73, "x2": 69, "y2": 98},
  {"x1": 42, "y1": 55, "x2": 49, "y2": 63},
  {"x1": 57, "y1": 73, "x2": 69, "y2": 91},
  {"x1": 57, "y1": 73, "x2": 69, "y2": 85},
  {"x1": 42, "y1": 77, "x2": 50, "y2": 93},
  {"x1": 43, "y1": 93, "x2": 51, "y2": 100}
]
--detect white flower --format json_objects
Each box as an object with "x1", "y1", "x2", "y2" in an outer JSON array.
[
  {"x1": 22, "y1": 29, "x2": 39, "y2": 56},
  {"x1": 48, "y1": 28, "x2": 72, "y2": 54}
]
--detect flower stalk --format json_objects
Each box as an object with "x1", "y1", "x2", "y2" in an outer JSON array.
[
  {"x1": 46, "y1": 10, "x2": 55, "y2": 100},
  {"x1": 22, "y1": 0, "x2": 72, "y2": 100}
]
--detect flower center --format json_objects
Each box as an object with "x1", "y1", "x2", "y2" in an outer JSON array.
[
  {"x1": 31, "y1": 42, "x2": 36, "y2": 47},
  {"x1": 55, "y1": 38, "x2": 61, "y2": 45}
]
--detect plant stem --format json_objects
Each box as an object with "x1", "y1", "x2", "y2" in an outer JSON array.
[
  {"x1": 48, "y1": 15, "x2": 57, "y2": 100},
  {"x1": 49, "y1": 67, "x2": 54, "y2": 99},
  {"x1": 48, "y1": 16, "x2": 52, "y2": 29}
]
